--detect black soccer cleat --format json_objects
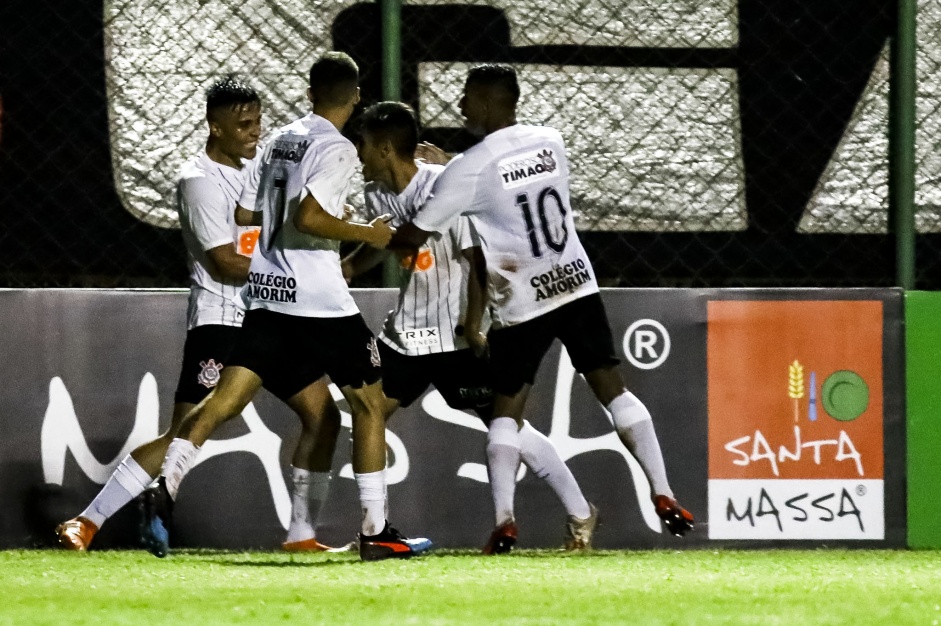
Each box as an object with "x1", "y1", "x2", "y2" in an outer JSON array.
[
  {"x1": 359, "y1": 522, "x2": 433, "y2": 562},
  {"x1": 654, "y1": 495, "x2": 695, "y2": 537},
  {"x1": 139, "y1": 478, "x2": 174, "y2": 558}
]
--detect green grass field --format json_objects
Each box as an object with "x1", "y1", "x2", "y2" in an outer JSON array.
[{"x1": 2, "y1": 549, "x2": 940, "y2": 625}]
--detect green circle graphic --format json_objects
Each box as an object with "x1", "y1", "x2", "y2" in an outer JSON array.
[{"x1": 821, "y1": 370, "x2": 869, "y2": 422}]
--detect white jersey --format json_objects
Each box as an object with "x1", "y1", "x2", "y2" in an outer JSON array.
[
  {"x1": 238, "y1": 113, "x2": 359, "y2": 317},
  {"x1": 177, "y1": 150, "x2": 259, "y2": 330},
  {"x1": 413, "y1": 124, "x2": 598, "y2": 328},
  {"x1": 363, "y1": 163, "x2": 480, "y2": 356}
]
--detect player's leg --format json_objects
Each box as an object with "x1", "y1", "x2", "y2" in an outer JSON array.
[
  {"x1": 324, "y1": 316, "x2": 431, "y2": 561},
  {"x1": 159, "y1": 365, "x2": 262, "y2": 496},
  {"x1": 55, "y1": 403, "x2": 193, "y2": 551},
  {"x1": 282, "y1": 377, "x2": 343, "y2": 551},
  {"x1": 563, "y1": 294, "x2": 694, "y2": 536},
  {"x1": 481, "y1": 317, "x2": 556, "y2": 554},
  {"x1": 583, "y1": 365, "x2": 693, "y2": 536},
  {"x1": 57, "y1": 325, "x2": 236, "y2": 551},
  {"x1": 439, "y1": 349, "x2": 596, "y2": 550}
]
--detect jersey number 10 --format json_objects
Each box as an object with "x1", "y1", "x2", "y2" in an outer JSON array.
[{"x1": 516, "y1": 186, "x2": 569, "y2": 258}]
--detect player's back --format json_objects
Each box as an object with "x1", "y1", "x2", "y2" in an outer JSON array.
[
  {"x1": 443, "y1": 124, "x2": 598, "y2": 328},
  {"x1": 243, "y1": 113, "x2": 360, "y2": 318}
]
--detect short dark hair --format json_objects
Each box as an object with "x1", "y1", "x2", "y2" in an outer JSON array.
[
  {"x1": 205, "y1": 74, "x2": 259, "y2": 120},
  {"x1": 309, "y1": 52, "x2": 359, "y2": 107},
  {"x1": 358, "y1": 102, "x2": 419, "y2": 158},
  {"x1": 466, "y1": 64, "x2": 520, "y2": 106}
]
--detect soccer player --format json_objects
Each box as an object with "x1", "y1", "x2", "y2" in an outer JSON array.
[
  {"x1": 56, "y1": 76, "x2": 342, "y2": 554},
  {"x1": 151, "y1": 53, "x2": 431, "y2": 562},
  {"x1": 345, "y1": 101, "x2": 598, "y2": 552},
  {"x1": 392, "y1": 65, "x2": 694, "y2": 552}
]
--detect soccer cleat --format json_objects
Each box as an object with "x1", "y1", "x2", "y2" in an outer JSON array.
[
  {"x1": 482, "y1": 520, "x2": 518, "y2": 555},
  {"x1": 282, "y1": 538, "x2": 337, "y2": 552},
  {"x1": 56, "y1": 516, "x2": 99, "y2": 551},
  {"x1": 359, "y1": 522, "x2": 433, "y2": 562},
  {"x1": 654, "y1": 495, "x2": 695, "y2": 537},
  {"x1": 139, "y1": 478, "x2": 174, "y2": 558},
  {"x1": 563, "y1": 503, "x2": 599, "y2": 551}
]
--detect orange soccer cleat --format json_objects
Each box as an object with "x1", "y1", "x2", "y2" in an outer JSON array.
[
  {"x1": 282, "y1": 538, "x2": 338, "y2": 552},
  {"x1": 56, "y1": 516, "x2": 99, "y2": 551},
  {"x1": 482, "y1": 520, "x2": 518, "y2": 555},
  {"x1": 654, "y1": 495, "x2": 695, "y2": 537}
]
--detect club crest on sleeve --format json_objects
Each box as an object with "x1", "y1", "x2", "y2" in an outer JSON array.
[
  {"x1": 197, "y1": 359, "x2": 224, "y2": 388},
  {"x1": 367, "y1": 337, "x2": 381, "y2": 368}
]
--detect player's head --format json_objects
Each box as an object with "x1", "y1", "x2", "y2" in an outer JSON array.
[
  {"x1": 205, "y1": 74, "x2": 262, "y2": 161},
  {"x1": 356, "y1": 101, "x2": 419, "y2": 186},
  {"x1": 308, "y1": 52, "x2": 361, "y2": 126},
  {"x1": 460, "y1": 64, "x2": 519, "y2": 136}
]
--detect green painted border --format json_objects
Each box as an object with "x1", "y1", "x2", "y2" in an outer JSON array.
[{"x1": 905, "y1": 291, "x2": 941, "y2": 547}]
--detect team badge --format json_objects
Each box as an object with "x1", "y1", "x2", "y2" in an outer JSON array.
[
  {"x1": 538, "y1": 149, "x2": 557, "y2": 172},
  {"x1": 367, "y1": 337, "x2": 381, "y2": 368},
  {"x1": 197, "y1": 359, "x2": 224, "y2": 388}
]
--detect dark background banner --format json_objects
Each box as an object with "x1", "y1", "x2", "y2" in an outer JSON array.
[
  {"x1": 0, "y1": 288, "x2": 904, "y2": 550},
  {"x1": 0, "y1": 0, "x2": 910, "y2": 288}
]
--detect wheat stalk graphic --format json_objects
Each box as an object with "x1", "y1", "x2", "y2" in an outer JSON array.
[{"x1": 788, "y1": 360, "x2": 805, "y2": 423}]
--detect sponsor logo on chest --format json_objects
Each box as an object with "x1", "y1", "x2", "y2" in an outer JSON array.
[{"x1": 402, "y1": 327, "x2": 441, "y2": 350}]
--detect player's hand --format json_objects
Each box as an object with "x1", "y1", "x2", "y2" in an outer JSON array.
[
  {"x1": 341, "y1": 259, "x2": 354, "y2": 284},
  {"x1": 342, "y1": 204, "x2": 355, "y2": 222},
  {"x1": 415, "y1": 142, "x2": 452, "y2": 165},
  {"x1": 466, "y1": 329, "x2": 489, "y2": 360},
  {"x1": 367, "y1": 214, "x2": 396, "y2": 248}
]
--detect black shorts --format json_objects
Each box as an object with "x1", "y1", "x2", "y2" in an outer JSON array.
[
  {"x1": 229, "y1": 308, "x2": 382, "y2": 401},
  {"x1": 174, "y1": 325, "x2": 242, "y2": 405},
  {"x1": 377, "y1": 340, "x2": 494, "y2": 411},
  {"x1": 488, "y1": 293, "x2": 620, "y2": 396}
]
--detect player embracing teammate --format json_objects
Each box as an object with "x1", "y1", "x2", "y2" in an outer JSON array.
[
  {"x1": 347, "y1": 101, "x2": 599, "y2": 552},
  {"x1": 392, "y1": 64, "x2": 694, "y2": 551},
  {"x1": 148, "y1": 53, "x2": 431, "y2": 561}
]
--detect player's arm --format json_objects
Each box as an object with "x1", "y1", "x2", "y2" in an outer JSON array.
[
  {"x1": 235, "y1": 153, "x2": 264, "y2": 227},
  {"x1": 388, "y1": 221, "x2": 431, "y2": 251},
  {"x1": 235, "y1": 205, "x2": 262, "y2": 226},
  {"x1": 462, "y1": 244, "x2": 489, "y2": 358},
  {"x1": 341, "y1": 245, "x2": 392, "y2": 282},
  {"x1": 294, "y1": 193, "x2": 394, "y2": 248},
  {"x1": 206, "y1": 242, "x2": 251, "y2": 281},
  {"x1": 391, "y1": 152, "x2": 475, "y2": 250}
]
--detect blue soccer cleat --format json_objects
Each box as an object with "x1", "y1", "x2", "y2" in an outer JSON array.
[{"x1": 139, "y1": 478, "x2": 173, "y2": 558}]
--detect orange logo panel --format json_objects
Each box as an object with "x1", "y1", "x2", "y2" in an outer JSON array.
[
  {"x1": 707, "y1": 300, "x2": 883, "y2": 480},
  {"x1": 238, "y1": 227, "x2": 260, "y2": 257},
  {"x1": 399, "y1": 248, "x2": 434, "y2": 272}
]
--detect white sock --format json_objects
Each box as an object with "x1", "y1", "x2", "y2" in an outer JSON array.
[
  {"x1": 79, "y1": 454, "x2": 154, "y2": 528},
  {"x1": 487, "y1": 417, "x2": 521, "y2": 526},
  {"x1": 160, "y1": 438, "x2": 200, "y2": 500},
  {"x1": 355, "y1": 469, "x2": 386, "y2": 537},
  {"x1": 285, "y1": 468, "x2": 332, "y2": 543},
  {"x1": 606, "y1": 392, "x2": 673, "y2": 499},
  {"x1": 519, "y1": 421, "x2": 591, "y2": 519}
]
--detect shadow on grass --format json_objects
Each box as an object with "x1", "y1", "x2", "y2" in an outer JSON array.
[{"x1": 186, "y1": 548, "x2": 639, "y2": 568}]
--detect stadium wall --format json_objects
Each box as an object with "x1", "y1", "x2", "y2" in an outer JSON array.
[
  {"x1": 0, "y1": 288, "x2": 905, "y2": 549},
  {"x1": 904, "y1": 291, "x2": 941, "y2": 549}
]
